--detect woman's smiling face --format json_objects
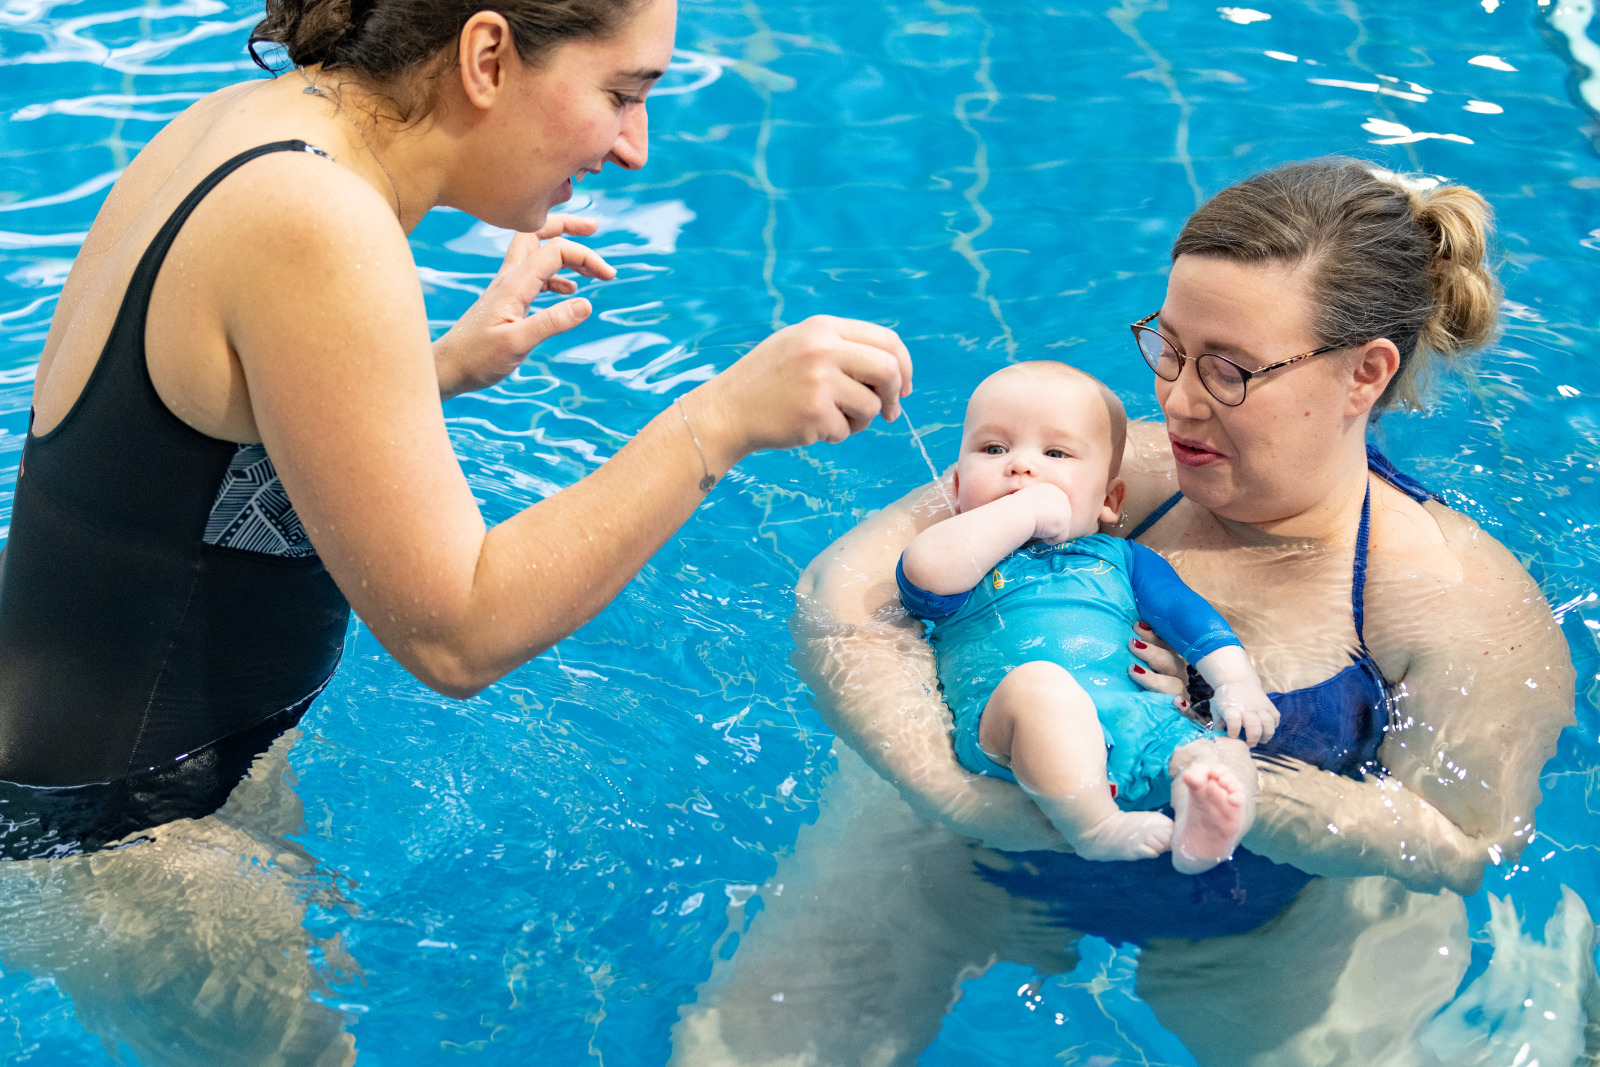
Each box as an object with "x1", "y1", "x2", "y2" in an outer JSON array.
[
  {"x1": 455, "y1": 0, "x2": 677, "y2": 230},
  {"x1": 1155, "y1": 254, "x2": 1368, "y2": 524}
]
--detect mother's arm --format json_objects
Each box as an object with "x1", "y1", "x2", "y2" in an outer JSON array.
[
  {"x1": 792, "y1": 483, "x2": 1065, "y2": 852},
  {"x1": 1240, "y1": 504, "x2": 1575, "y2": 896}
]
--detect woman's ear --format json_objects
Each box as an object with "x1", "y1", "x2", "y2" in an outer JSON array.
[
  {"x1": 457, "y1": 11, "x2": 516, "y2": 109},
  {"x1": 1100, "y1": 477, "x2": 1128, "y2": 526},
  {"x1": 1347, "y1": 338, "x2": 1400, "y2": 417}
]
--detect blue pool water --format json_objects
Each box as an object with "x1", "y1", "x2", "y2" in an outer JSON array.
[{"x1": 2, "y1": 0, "x2": 1599, "y2": 1062}]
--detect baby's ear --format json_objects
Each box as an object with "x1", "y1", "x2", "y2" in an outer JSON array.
[
  {"x1": 1099, "y1": 477, "x2": 1127, "y2": 526},
  {"x1": 950, "y1": 469, "x2": 962, "y2": 514}
]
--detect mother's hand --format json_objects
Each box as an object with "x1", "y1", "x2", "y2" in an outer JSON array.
[
  {"x1": 1127, "y1": 620, "x2": 1193, "y2": 713},
  {"x1": 433, "y1": 215, "x2": 618, "y2": 399}
]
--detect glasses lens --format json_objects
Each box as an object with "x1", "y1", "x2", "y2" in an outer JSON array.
[
  {"x1": 1134, "y1": 327, "x2": 1179, "y2": 380},
  {"x1": 1197, "y1": 355, "x2": 1247, "y2": 406}
]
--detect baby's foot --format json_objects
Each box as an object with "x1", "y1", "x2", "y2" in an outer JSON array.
[
  {"x1": 1172, "y1": 764, "x2": 1248, "y2": 874},
  {"x1": 1072, "y1": 811, "x2": 1174, "y2": 862}
]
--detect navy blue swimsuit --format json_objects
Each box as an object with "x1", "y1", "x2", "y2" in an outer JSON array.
[{"x1": 975, "y1": 448, "x2": 1429, "y2": 941}]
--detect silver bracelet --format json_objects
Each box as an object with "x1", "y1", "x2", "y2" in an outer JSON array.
[{"x1": 675, "y1": 398, "x2": 717, "y2": 492}]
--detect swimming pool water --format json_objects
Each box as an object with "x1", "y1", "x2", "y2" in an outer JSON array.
[{"x1": 2, "y1": 0, "x2": 1599, "y2": 1062}]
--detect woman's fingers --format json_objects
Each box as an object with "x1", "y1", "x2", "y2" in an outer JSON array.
[
  {"x1": 507, "y1": 297, "x2": 594, "y2": 354},
  {"x1": 534, "y1": 213, "x2": 600, "y2": 241},
  {"x1": 832, "y1": 319, "x2": 914, "y2": 401},
  {"x1": 1128, "y1": 628, "x2": 1187, "y2": 700},
  {"x1": 829, "y1": 373, "x2": 887, "y2": 440},
  {"x1": 692, "y1": 315, "x2": 915, "y2": 459},
  {"x1": 499, "y1": 230, "x2": 544, "y2": 269},
  {"x1": 490, "y1": 236, "x2": 615, "y2": 308},
  {"x1": 536, "y1": 237, "x2": 617, "y2": 283},
  {"x1": 832, "y1": 339, "x2": 909, "y2": 423}
]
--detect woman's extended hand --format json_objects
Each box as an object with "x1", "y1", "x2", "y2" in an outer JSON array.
[
  {"x1": 432, "y1": 215, "x2": 618, "y2": 399},
  {"x1": 687, "y1": 315, "x2": 912, "y2": 466}
]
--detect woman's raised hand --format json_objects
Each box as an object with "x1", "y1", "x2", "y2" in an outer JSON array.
[
  {"x1": 432, "y1": 215, "x2": 618, "y2": 399},
  {"x1": 688, "y1": 315, "x2": 913, "y2": 463}
]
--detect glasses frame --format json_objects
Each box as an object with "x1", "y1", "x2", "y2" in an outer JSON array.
[{"x1": 1130, "y1": 311, "x2": 1346, "y2": 407}]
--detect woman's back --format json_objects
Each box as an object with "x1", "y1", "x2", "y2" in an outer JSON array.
[
  {"x1": 34, "y1": 77, "x2": 383, "y2": 445},
  {"x1": 0, "y1": 81, "x2": 381, "y2": 852}
]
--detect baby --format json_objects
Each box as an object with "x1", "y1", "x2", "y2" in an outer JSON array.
[{"x1": 897, "y1": 362, "x2": 1279, "y2": 872}]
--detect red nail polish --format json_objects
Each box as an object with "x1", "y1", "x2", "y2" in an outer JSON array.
[
  {"x1": 1133, "y1": 640, "x2": 1148, "y2": 650},
  {"x1": 1133, "y1": 665, "x2": 1147, "y2": 674}
]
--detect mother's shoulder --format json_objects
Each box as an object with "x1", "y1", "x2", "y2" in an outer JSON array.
[{"x1": 1368, "y1": 478, "x2": 1529, "y2": 580}]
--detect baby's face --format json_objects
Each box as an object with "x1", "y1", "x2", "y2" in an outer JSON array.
[{"x1": 954, "y1": 370, "x2": 1120, "y2": 538}]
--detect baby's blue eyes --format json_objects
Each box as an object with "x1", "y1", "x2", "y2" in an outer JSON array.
[{"x1": 980, "y1": 444, "x2": 1071, "y2": 459}]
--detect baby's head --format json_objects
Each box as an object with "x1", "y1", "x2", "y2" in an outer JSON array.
[{"x1": 953, "y1": 362, "x2": 1128, "y2": 539}]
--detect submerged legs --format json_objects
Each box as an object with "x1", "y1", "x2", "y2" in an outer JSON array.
[
  {"x1": 670, "y1": 746, "x2": 1075, "y2": 1067},
  {"x1": 0, "y1": 731, "x2": 357, "y2": 1066}
]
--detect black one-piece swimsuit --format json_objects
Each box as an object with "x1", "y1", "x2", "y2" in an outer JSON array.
[{"x1": 0, "y1": 141, "x2": 351, "y2": 859}]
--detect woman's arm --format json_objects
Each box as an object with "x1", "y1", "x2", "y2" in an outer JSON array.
[
  {"x1": 220, "y1": 159, "x2": 911, "y2": 697},
  {"x1": 1241, "y1": 505, "x2": 1575, "y2": 896},
  {"x1": 792, "y1": 483, "x2": 1065, "y2": 852}
]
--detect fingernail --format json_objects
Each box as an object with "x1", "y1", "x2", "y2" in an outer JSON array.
[
  {"x1": 1132, "y1": 665, "x2": 1147, "y2": 674},
  {"x1": 1136, "y1": 621, "x2": 1152, "y2": 632},
  {"x1": 1180, "y1": 701, "x2": 1189, "y2": 708},
  {"x1": 1132, "y1": 640, "x2": 1149, "y2": 650}
]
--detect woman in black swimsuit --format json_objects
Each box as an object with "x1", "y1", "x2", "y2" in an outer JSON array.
[
  {"x1": 673, "y1": 161, "x2": 1576, "y2": 1064},
  {"x1": 0, "y1": 0, "x2": 910, "y2": 856},
  {"x1": 0, "y1": 0, "x2": 909, "y2": 1059}
]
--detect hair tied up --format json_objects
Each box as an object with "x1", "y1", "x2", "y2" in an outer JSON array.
[
  {"x1": 1173, "y1": 158, "x2": 1502, "y2": 412},
  {"x1": 1406, "y1": 182, "x2": 1499, "y2": 368}
]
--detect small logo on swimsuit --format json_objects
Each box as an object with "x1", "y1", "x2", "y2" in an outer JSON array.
[{"x1": 991, "y1": 569, "x2": 1006, "y2": 590}]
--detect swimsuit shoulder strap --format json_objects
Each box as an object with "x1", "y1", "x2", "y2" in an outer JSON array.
[
  {"x1": 1355, "y1": 445, "x2": 1439, "y2": 646},
  {"x1": 34, "y1": 141, "x2": 331, "y2": 448},
  {"x1": 1128, "y1": 491, "x2": 1182, "y2": 541},
  {"x1": 1366, "y1": 443, "x2": 1437, "y2": 503},
  {"x1": 1352, "y1": 479, "x2": 1372, "y2": 648},
  {"x1": 113, "y1": 140, "x2": 330, "y2": 363}
]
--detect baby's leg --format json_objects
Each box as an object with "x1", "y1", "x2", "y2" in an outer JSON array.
[
  {"x1": 980, "y1": 661, "x2": 1172, "y2": 862},
  {"x1": 1168, "y1": 736, "x2": 1258, "y2": 874}
]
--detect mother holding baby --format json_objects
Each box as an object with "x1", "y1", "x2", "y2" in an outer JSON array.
[{"x1": 673, "y1": 159, "x2": 1576, "y2": 1065}]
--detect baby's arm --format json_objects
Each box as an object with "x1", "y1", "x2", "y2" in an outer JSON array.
[
  {"x1": 900, "y1": 484, "x2": 1074, "y2": 596},
  {"x1": 1125, "y1": 544, "x2": 1279, "y2": 745}
]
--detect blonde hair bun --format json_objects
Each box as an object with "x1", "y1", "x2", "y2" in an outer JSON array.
[{"x1": 1408, "y1": 183, "x2": 1501, "y2": 361}]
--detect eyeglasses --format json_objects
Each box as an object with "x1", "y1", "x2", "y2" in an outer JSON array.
[{"x1": 1130, "y1": 312, "x2": 1347, "y2": 407}]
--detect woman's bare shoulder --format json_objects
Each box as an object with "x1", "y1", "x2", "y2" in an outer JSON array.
[{"x1": 1366, "y1": 482, "x2": 1572, "y2": 709}]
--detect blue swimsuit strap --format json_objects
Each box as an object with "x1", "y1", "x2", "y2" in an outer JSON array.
[
  {"x1": 1127, "y1": 469, "x2": 1385, "y2": 650},
  {"x1": 1365, "y1": 444, "x2": 1436, "y2": 504},
  {"x1": 1126, "y1": 492, "x2": 1182, "y2": 540},
  {"x1": 1351, "y1": 480, "x2": 1372, "y2": 650}
]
